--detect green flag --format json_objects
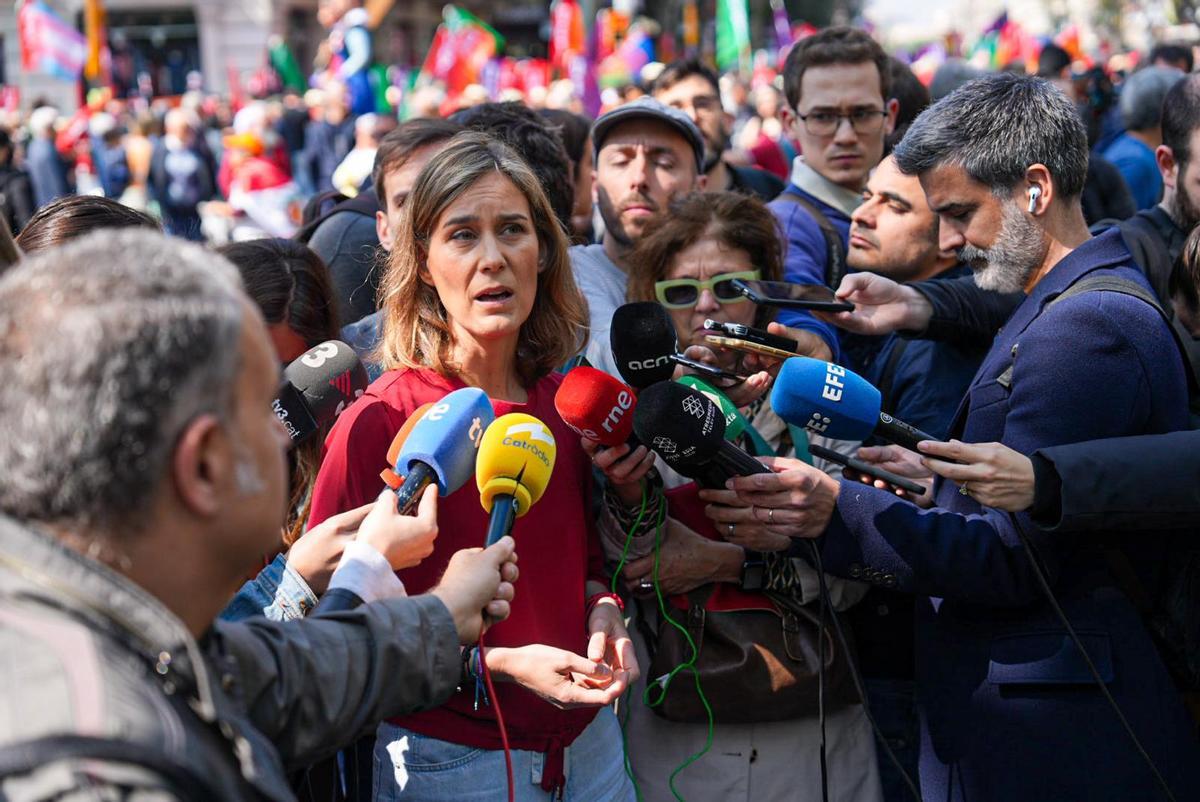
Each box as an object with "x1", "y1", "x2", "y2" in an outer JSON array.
[{"x1": 716, "y1": 0, "x2": 751, "y2": 72}]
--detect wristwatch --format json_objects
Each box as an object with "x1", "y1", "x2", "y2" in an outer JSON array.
[{"x1": 740, "y1": 550, "x2": 766, "y2": 592}]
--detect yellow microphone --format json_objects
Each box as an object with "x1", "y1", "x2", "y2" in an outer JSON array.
[{"x1": 476, "y1": 413, "x2": 557, "y2": 545}]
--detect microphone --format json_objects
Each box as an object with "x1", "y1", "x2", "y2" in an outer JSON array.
[
  {"x1": 610, "y1": 302, "x2": 679, "y2": 389},
  {"x1": 675, "y1": 375, "x2": 747, "y2": 442},
  {"x1": 771, "y1": 357, "x2": 939, "y2": 451},
  {"x1": 476, "y1": 413, "x2": 557, "y2": 545},
  {"x1": 274, "y1": 340, "x2": 368, "y2": 446},
  {"x1": 392, "y1": 388, "x2": 495, "y2": 514},
  {"x1": 632, "y1": 381, "x2": 769, "y2": 487},
  {"x1": 380, "y1": 402, "x2": 434, "y2": 490},
  {"x1": 554, "y1": 366, "x2": 638, "y2": 447}
]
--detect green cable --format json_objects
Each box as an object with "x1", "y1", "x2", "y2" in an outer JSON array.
[
  {"x1": 641, "y1": 501, "x2": 715, "y2": 802},
  {"x1": 613, "y1": 482, "x2": 650, "y2": 802}
]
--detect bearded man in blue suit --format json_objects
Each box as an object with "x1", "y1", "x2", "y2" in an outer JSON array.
[{"x1": 705, "y1": 74, "x2": 1200, "y2": 800}]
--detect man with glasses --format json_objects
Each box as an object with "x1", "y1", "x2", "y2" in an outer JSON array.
[
  {"x1": 572, "y1": 98, "x2": 706, "y2": 377},
  {"x1": 650, "y1": 58, "x2": 785, "y2": 202},
  {"x1": 769, "y1": 26, "x2": 898, "y2": 362}
]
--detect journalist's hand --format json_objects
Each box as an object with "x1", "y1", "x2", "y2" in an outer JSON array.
[
  {"x1": 285, "y1": 504, "x2": 361, "y2": 595},
  {"x1": 852, "y1": 444, "x2": 934, "y2": 507},
  {"x1": 430, "y1": 538, "x2": 519, "y2": 644},
  {"x1": 707, "y1": 456, "x2": 840, "y2": 538},
  {"x1": 814, "y1": 272, "x2": 933, "y2": 336},
  {"x1": 484, "y1": 644, "x2": 627, "y2": 708},
  {"x1": 918, "y1": 439, "x2": 1036, "y2": 512},
  {"x1": 356, "y1": 485, "x2": 439, "y2": 570},
  {"x1": 581, "y1": 437, "x2": 656, "y2": 507}
]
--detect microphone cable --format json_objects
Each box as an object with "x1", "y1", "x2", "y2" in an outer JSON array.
[
  {"x1": 476, "y1": 631, "x2": 514, "y2": 802},
  {"x1": 1007, "y1": 512, "x2": 1178, "y2": 802}
]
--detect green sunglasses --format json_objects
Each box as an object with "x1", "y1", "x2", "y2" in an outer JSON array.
[{"x1": 654, "y1": 270, "x2": 761, "y2": 309}]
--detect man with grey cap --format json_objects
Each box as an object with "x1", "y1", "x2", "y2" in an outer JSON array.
[{"x1": 571, "y1": 96, "x2": 706, "y2": 376}]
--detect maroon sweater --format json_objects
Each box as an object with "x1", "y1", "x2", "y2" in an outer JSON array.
[{"x1": 309, "y1": 368, "x2": 607, "y2": 754}]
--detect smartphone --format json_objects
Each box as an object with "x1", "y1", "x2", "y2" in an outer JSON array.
[
  {"x1": 732, "y1": 278, "x2": 855, "y2": 312},
  {"x1": 704, "y1": 334, "x2": 794, "y2": 362},
  {"x1": 703, "y1": 319, "x2": 798, "y2": 353},
  {"x1": 669, "y1": 353, "x2": 746, "y2": 382},
  {"x1": 808, "y1": 443, "x2": 928, "y2": 496}
]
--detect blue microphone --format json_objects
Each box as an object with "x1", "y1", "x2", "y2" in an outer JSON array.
[
  {"x1": 393, "y1": 387, "x2": 495, "y2": 513},
  {"x1": 771, "y1": 357, "x2": 939, "y2": 451}
]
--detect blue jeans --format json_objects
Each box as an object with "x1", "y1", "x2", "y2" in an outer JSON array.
[{"x1": 372, "y1": 708, "x2": 635, "y2": 801}]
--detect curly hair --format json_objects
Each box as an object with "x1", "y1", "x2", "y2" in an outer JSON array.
[{"x1": 628, "y1": 191, "x2": 784, "y2": 330}]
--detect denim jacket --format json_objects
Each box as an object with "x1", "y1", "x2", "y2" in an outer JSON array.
[{"x1": 221, "y1": 553, "x2": 319, "y2": 623}]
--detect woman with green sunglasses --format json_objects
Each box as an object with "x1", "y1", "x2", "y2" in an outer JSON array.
[{"x1": 582, "y1": 191, "x2": 879, "y2": 802}]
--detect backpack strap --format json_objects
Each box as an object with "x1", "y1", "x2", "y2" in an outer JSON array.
[
  {"x1": 778, "y1": 190, "x2": 847, "y2": 289},
  {"x1": 995, "y1": 274, "x2": 1176, "y2": 392}
]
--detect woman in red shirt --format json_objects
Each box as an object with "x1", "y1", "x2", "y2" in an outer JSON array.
[{"x1": 308, "y1": 132, "x2": 638, "y2": 801}]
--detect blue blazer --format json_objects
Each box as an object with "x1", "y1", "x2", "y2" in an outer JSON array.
[{"x1": 820, "y1": 230, "x2": 1200, "y2": 800}]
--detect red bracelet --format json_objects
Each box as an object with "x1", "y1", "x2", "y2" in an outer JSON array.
[{"x1": 585, "y1": 591, "x2": 625, "y2": 618}]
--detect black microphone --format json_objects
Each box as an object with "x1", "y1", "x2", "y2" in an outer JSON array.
[
  {"x1": 273, "y1": 340, "x2": 368, "y2": 446},
  {"x1": 611, "y1": 302, "x2": 679, "y2": 390},
  {"x1": 632, "y1": 380, "x2": 770, "y2": 488}
]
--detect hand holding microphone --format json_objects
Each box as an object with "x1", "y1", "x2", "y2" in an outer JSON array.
[{"x1": 554, "y1": 366, "x2": 655, "y2": 504}]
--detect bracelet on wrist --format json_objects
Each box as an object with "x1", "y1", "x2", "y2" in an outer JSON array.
[{"x1": 585, "y1": 591, "x2": 625, "y2": 619}]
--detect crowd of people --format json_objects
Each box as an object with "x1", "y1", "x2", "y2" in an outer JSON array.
[{"x1": 1, "y1": 21, "x2": 1200, "y2": 802}]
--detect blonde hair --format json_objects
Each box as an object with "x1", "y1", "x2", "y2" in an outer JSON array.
[{"x1": 376, "y1": 131, "x2": 587, "y2": 386}]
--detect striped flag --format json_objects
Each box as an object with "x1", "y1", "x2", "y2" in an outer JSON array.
[{"x1": 18, "y1": 1, "x2": 86, "y2": 81}]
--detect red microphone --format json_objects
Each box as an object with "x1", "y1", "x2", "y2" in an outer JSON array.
[{"x1": 554, "y1": 366, "x2": 639, "y2": 447}]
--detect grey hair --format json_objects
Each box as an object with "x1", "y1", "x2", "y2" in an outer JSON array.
[
  {"x1": 894, "y1": 73, "x2": 1089, "y2": 198},
  {"x1": 0, "y1": 229, "x2": 247, "y2": 531},
  {"x1": 1120, "y1": 66, "x2": 1184, "y2": 132},
  {"x1": 928, "y1": 59, "x2": 984, "y2": 102}
]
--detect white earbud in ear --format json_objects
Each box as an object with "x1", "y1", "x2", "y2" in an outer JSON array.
[{"x1": 1027, "y1": 186, "x2": 1041, "y2": 213}]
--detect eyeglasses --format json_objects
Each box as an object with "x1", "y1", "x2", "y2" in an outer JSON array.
[
  {"x1": 655, "y1": 270, "x2": 760, "y2": 309},
  {"x1": 796, "y1": 108, "x2": 887, "y2": 137}
]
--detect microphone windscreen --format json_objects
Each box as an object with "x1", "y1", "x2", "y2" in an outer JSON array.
[
  {"x1": 273, "y1": 380, "x2": 319, "y2": 444},
  {"x1": 771, "y1": 357, "x2": 881, "y2": 441},
  {"x1": 632, "y1": 380, "x2": 726, "y2": 471},
  {"x1": 610, "y1": 302, "x2": 679, "y2": 389},
  {"x1": 396, "y1": 387, "x2": 495, "y2": 495},
  {"x1": 554, "y1": 366, "x2": 637, "y2": 446},
  {"x1": 675, "y1": 375, "x2": 746, "y2": 442},
  {"x1": 380, "y1": 402, "x2": 434, "y2": 489},
  {"x1": 283, "y1": 340, "x2": 368, "y2": 426},
  {"x1": 476, "y1": 413, "x2": 557, "y2": 515}
]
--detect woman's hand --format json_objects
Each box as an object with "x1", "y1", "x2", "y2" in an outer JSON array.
[
  {"x1": 814, "y1": 272, "x2": 933, "y2": 336},
  {"x1": 851, "y1": 444, "x2": 934, "y2": 507},
  {"x1": 917, "y1": 439, "x2": 1036, "y2": 512},
  {"x1": 285, "y1": 504, "x2": 364, "y2": 595},
  {"x1": 484, "y1": 644, "x2": 628, "y2": 708},
  {"x1": 586, "y1": 598, "x2": 640, "y2": 687},
  {"x1": 706, "y1": 456, "x2": 841, "y2": 539},
  {"x1": 621, "y1": 519, "x2": 743, "y2": 595},
  {"x1": 581, "y1": 437, "x2": 656, "y2": 507},
  {"x1": 356, "y1": 485, "x2": 439, "y2": 570}
]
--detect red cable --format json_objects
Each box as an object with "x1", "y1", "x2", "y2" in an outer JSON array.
[{"x1": 477, "y1": 632, "x2": 514, "y2": 802}]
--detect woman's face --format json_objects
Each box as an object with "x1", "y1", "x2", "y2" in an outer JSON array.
[
  {"x1": 663, "y1": 235, "x2": 757, "y2": 368},
  {"x1": 421, "y1": 170, "x2": 540, "y2": 350}
]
